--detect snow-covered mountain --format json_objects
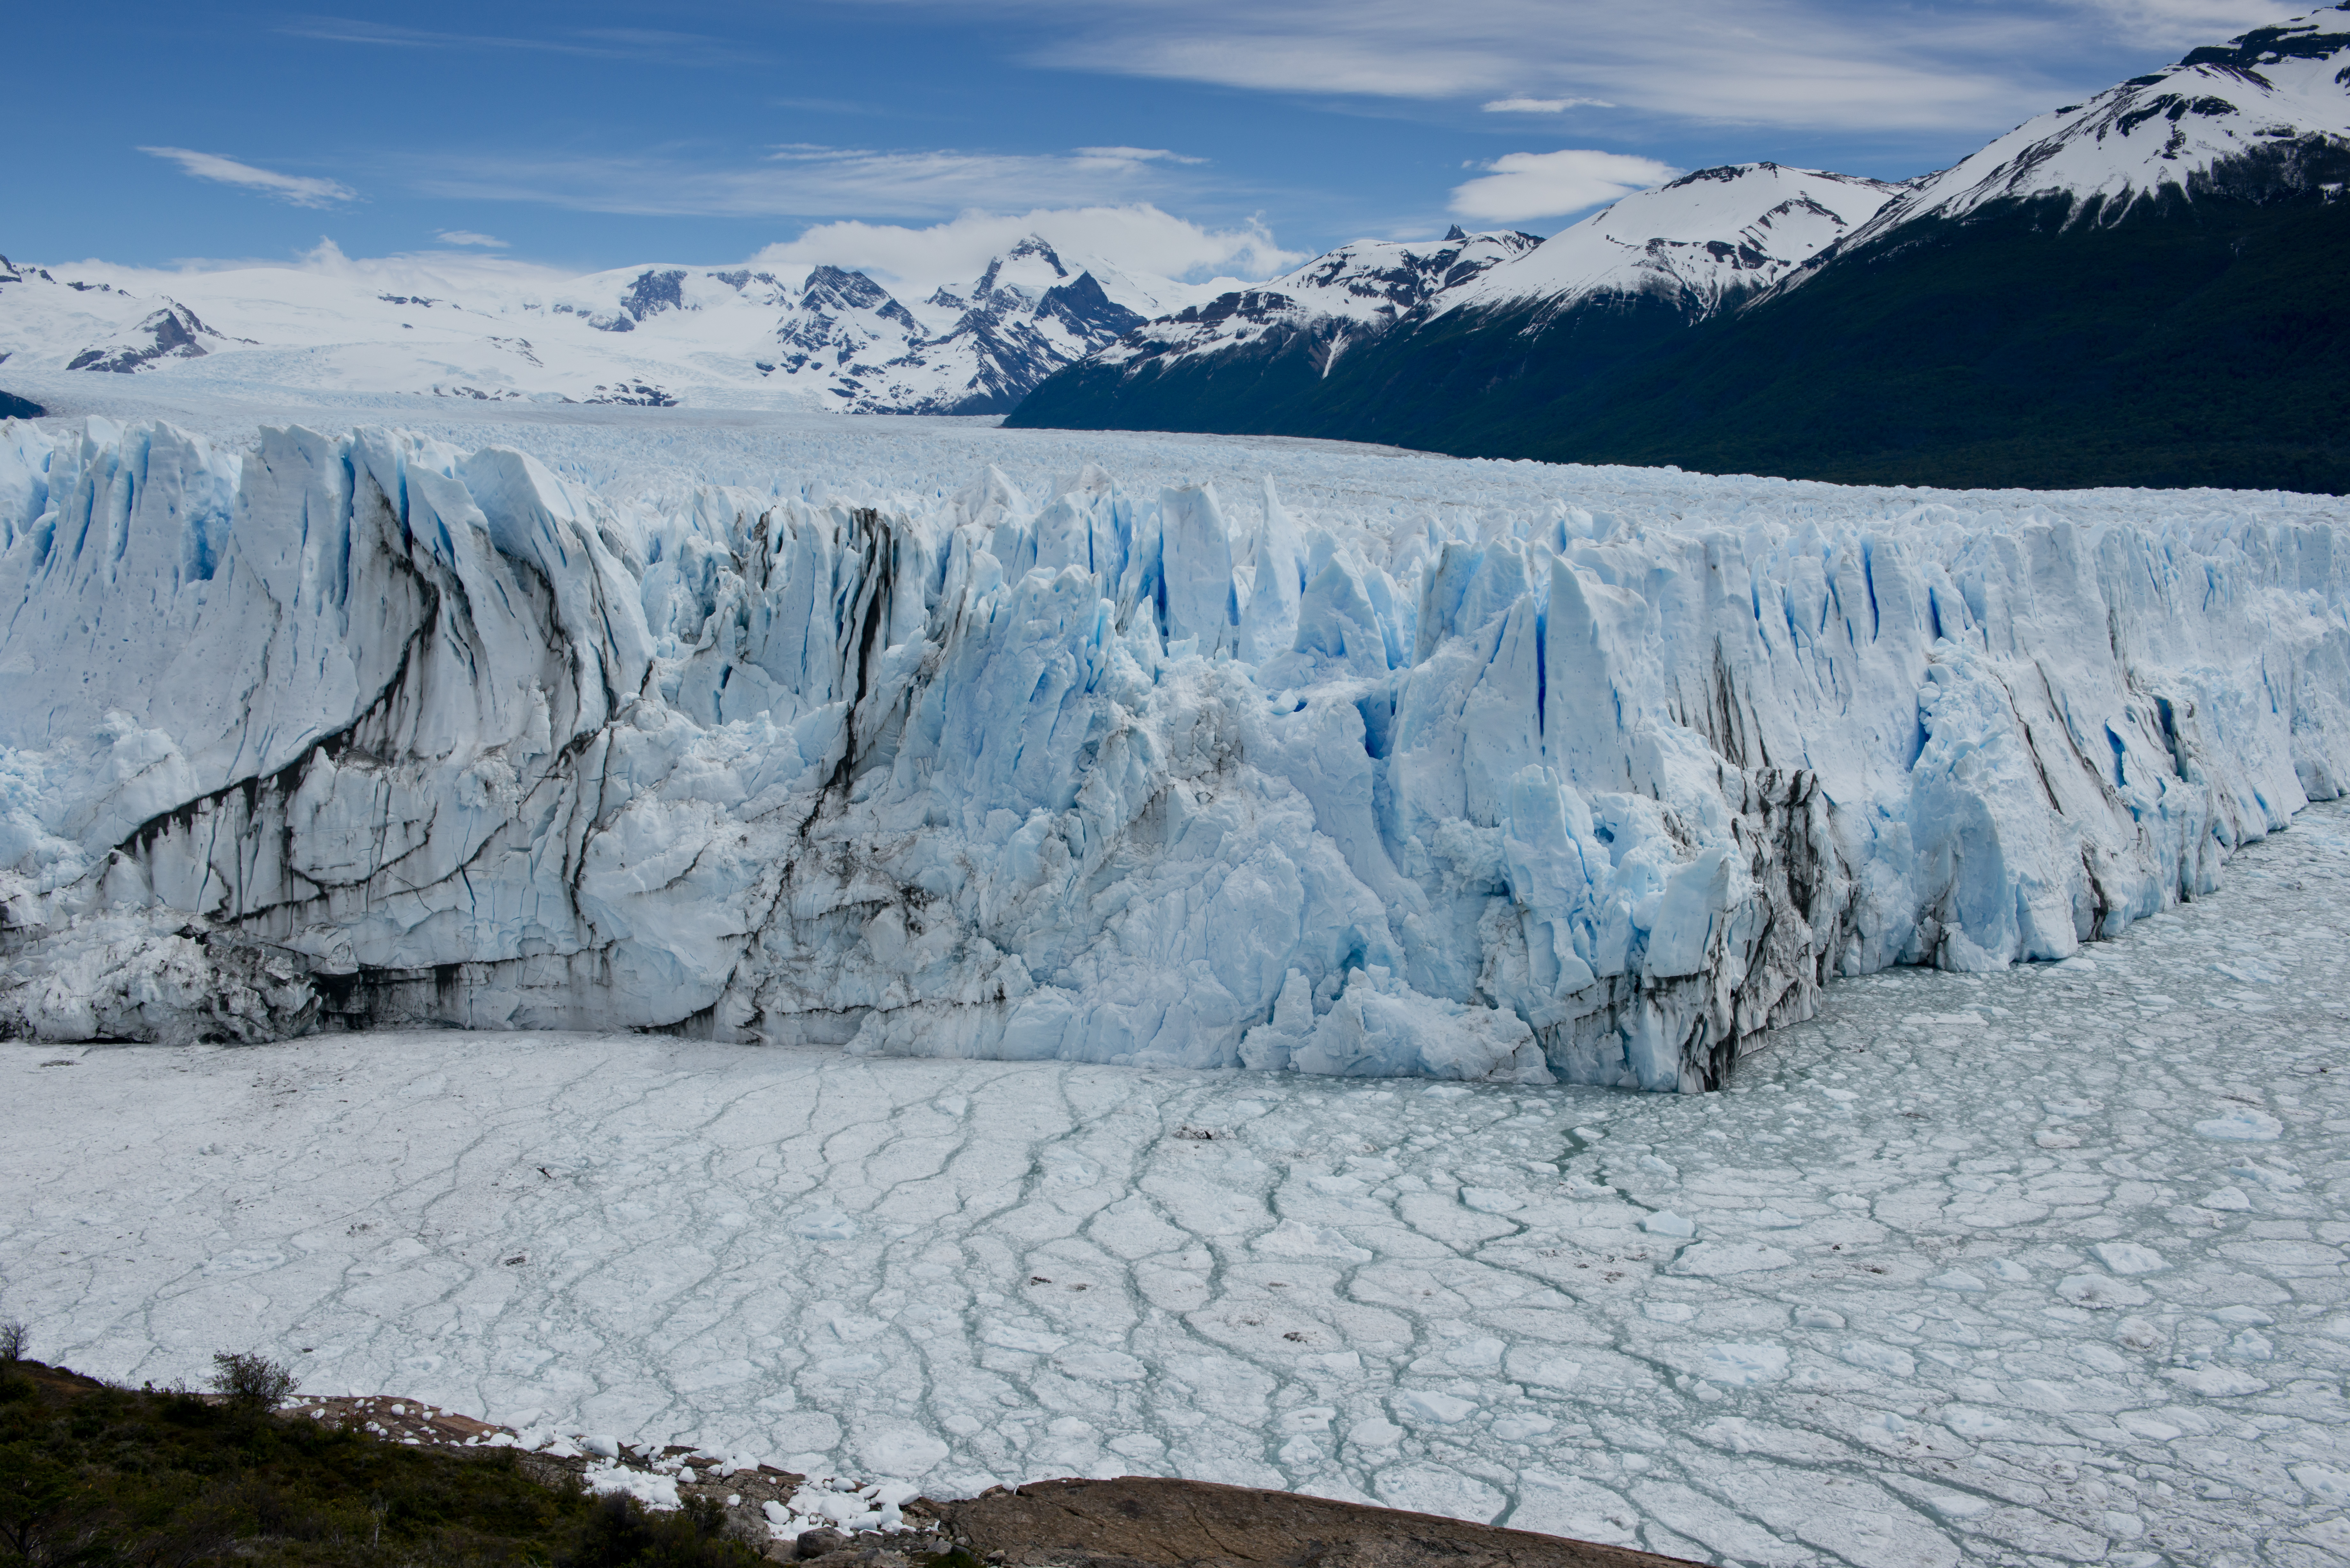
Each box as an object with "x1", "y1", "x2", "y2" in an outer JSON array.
[
  {"x1": 1822, "y1": 3, "x2": 2350, "y2": 253},
  {"x1": 1014, "y1": 7, "x2": 2350, "y2": 492},
  {"x1": 1080, "y1": 228, "x2": 1543, "y2": 380},
  {"x1": 1059, "y1": 166, "x2": 1897, "y2": 395},
  {"x1": 1434, "y1": 163, "x2": 1904, "y2": 320},
  {"x1": 1010, "y1": 165, "x2": 1902, "y2": 435},
  {"x1": 0, "y1": 237, "x2": 1223, "y2": 414}
]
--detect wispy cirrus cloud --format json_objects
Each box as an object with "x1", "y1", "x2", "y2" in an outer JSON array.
[
  {"x1": 434, "y1": 230, "x2": 508, "y2": 248},
  {"x1": 408, "y1": 142, "x2": 1221, "y2": 221},
  {"x1": 1027, "y1": 0, "x2": 2058, "y2": 130},
  {"x1": 1073, "y1": 146, "x2": 1208, "y2": 165},
  {"x1": 281, "y1": 17, "x2": 765, "y2": 68},
  {"x1": 139, "y1": 147, "x2": 357, "y2": 208},
  {"x1": 1483, "y1": 97, "x2": 1615, "y2": 113},
  {"x1": 878, "y1": 0, "x2": 2307, "y2": 134},
  {"x1": 2059, "y1": 0, "x2": 2313, "y2": 47}
]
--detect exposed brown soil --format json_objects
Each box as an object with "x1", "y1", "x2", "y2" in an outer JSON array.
[
  {"x1": 914, "y1": 1477, "x2": 1698, "y2": 1568},
  {"x1": 277, "y1": 1395, "x2": 1696, "y2": 1568}
]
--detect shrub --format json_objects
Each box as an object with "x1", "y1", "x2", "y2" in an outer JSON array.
[
  {"x1": 555, "y1": 1492, "x2": 762, "y2": 1568},
  {"x1": 0, "y1": 1319, "x2": 26, "y2": 1364},
  {"x1": 208, "y1": 1350, "x2": 298, "y2": 1409}
]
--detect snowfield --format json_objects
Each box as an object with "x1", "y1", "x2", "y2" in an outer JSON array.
[
  {"x1": 0, "y1": 235, "x2": 1230, "y2": 415},
  {"x1": 3, "y1": 801, "x2": 2346, "y2": 1566},
  {"x1": 0, "y1": 394, "x2": 2346, "y2": 1091}
]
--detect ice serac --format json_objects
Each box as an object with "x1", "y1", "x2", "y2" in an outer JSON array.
[{"x1": 2, "y1": 419, "x2": 2347, "y2": 1089}]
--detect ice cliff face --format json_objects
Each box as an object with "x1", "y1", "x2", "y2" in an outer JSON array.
[{"x1": 2, "y1": 417, "x2": 2346, "y2": 1089}]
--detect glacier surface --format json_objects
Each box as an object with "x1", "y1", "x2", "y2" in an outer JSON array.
[
  {"x1": 0, "y1": 408, "x2": 2346, "y2": 1090},
  {"x1": 4, "y1": 803, "x2": 2347, "y2": 1565}
]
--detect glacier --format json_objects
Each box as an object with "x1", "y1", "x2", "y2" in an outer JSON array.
[
  {"x1": 1, "y1": 411, "x2": 2346, "y2": 1090},
  {"x1": 6, "y1": 805, "x2": 2349, "y2": 1564}
]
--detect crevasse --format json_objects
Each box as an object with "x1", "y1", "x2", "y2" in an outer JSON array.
[{"x1": 0, "y1": 418, "x2": 2344, "y2": 1090}]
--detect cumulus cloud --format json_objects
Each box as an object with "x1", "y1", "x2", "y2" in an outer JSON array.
[
  {"x1": 1450, "y1": 149, "x2": 1680, "y2": 222},
  {"x1": 140, "y1": 147, "x2": 356, "y2": 208},
  {"x1": 753, "y1": 205, "x2": 1301, "y2": 297},
  {"x1": 434, "y1": 229, "x2": 508, "y2": 248},
  {"x1": 1482, "y1": 97, "x2": 1614, "y2": 112}
]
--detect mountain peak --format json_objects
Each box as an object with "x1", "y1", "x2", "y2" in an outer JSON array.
[
  {"x1": 2178, "y1": 3, "x2": 2350, "y2": 72},
  {"x1": 1830, "y1": 2, "x2": 2350, "y2": 241},
  {"x1": 1003, "y1": 235, "x2": 1069, "y2": 274}
]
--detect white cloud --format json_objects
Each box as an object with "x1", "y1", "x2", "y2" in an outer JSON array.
[
  {"x1": 1046, "y1": 28, "x2": 1516, "y2": 99},
  {"x1": 752, "y1": 205, "x2": 1302, "y2": 296},
  {"x1": 410, "y1": 144, "x2": 1219, "y2": 220},
  {"x1": 1482, "y1": 97, "x2": 1613, "y2": 113},
  {"x1": 140, "y1": 147, "x2": 356, "y2": 208},
  {"x1": 1072, "y1": 146, "x2": 1209, "y2": 165},
  {"x1": 2058, "y1": 0, "x2": 2312, "y2": 47},
  {"x1": 1450, "y1": 149, "x2": 1680, "y2": 222},
  {"x1": 434, "y1": 229, "x2": 508, "y2": 248},
  {"x1": 1011, "y1": 0, "x2": 2145, "y2": 132},
  {"x1": 282, "y1": 18, "x2": 758, "y2": 68}
]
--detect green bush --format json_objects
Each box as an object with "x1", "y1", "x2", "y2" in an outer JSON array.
[
  {"x1": 0, "y1": 1358, "x2": 633, "y2": 1566},
  {"x1": 209, "y1": 1351, "x2": 300, "y2": 1410},
  {"x1": 555, "y1": 1493, "x2": 762, "y2": 1568}
]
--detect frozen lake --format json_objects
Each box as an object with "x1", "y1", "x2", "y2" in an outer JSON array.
[{"x1": 4, "y1": 802, "x2": 2345, "y2": 1566}]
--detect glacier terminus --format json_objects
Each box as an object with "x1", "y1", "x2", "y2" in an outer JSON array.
[{"x1": 0, "y1": 410, "x2": 2346, "y2": 1091}]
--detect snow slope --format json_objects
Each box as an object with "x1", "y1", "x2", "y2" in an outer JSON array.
[
  {"x1": 1812, "y1": 4, "x2": 2350, "y2": 262},
  {"x1": 1005, "y1": 166, "x2": 1908, "y2": 440},
  {"x1": 0, "y1": 237, "x2": 1225, "y2": 414},
  {"x1": 1064, "y1": 166, "x2": 1900, "y2": 392},
  {"x1": 1435, "y1": 164, "x2": 1904, "y2": 321},
  {"x1": 1080, "y1": 229, "x2": 1542, "y2": 379},
  {"x1": 0, "y1": 411, "x2": 2345, "y2": 1089}
]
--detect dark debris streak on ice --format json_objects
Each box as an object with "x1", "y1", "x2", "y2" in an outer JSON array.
[{"x1": 2, "y1": 404, "x2": 2345, "y2": 1093}]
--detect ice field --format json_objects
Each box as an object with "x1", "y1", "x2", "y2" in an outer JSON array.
[
  {"x1": 3, "y1": 389, "x2": 2346, "y2": 1091},
  {"x1": 4, "y1": 799, "x2": 2346, "y2": 1568}
]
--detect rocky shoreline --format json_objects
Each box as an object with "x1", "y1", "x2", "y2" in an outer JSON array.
[{"x1": 282, "y1": 1390, "x2": 1693, "y2": 1568}]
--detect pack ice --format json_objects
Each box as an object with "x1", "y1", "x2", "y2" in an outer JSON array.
[{"x1": 0, "y1": 415, "x2": 2345, "y2": 1090}]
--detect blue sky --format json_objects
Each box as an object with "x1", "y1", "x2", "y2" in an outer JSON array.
[{"x1": 4, "y1": 1, "x2": 2312, "y2": 284}]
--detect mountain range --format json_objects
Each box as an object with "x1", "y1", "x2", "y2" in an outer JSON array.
[
  {"x1": 0, "y1": 236, "x2": 1223, "y2": 415},
  {"x1": 1011, "y1": 4, "x2": 2350, "y2": 494}
]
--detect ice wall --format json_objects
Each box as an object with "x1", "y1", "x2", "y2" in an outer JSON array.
[{"x1": 2, "y1": 418, "x2": 2345, "y2": 1089}]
